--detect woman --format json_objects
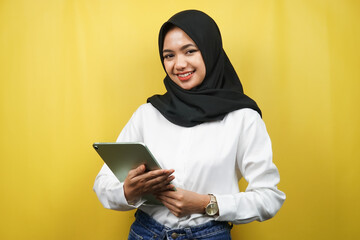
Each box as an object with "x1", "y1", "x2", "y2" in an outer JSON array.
[{"x1": 94, "y1": 10, "x2": 285, "y2": 239}]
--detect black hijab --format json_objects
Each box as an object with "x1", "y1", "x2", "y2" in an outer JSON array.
[{"x1": 147, "y1": 10, "x2": 262, "y2": 127}]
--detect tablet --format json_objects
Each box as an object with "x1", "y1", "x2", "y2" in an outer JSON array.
[{"x1": 93, "y1": 142, "x2": 163, "y2": 205}]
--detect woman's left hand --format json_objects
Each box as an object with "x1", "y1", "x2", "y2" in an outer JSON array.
[{"x1": 155, "y1": 188, "x2": 210, "y2": 218}]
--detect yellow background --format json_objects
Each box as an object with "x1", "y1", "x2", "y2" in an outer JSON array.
[{"x1": 1, "y1": 0, "x2": 359, "y2": 239}]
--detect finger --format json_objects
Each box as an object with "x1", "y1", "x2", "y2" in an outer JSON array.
[
  {"x1": 150, "y1": 169, "x2": 175, "y2": 179},
  {"x1": 156, "y1": 196, "x2": 180, "y2": 216},
  {"x1": 155, "y1": 188, "x2": 178, "y2": 200},
  {"x1": 128, "y1": 164, "x2": 146, "y2": 178},
  {"x1": 156, "y1": 192, "x2": 177, "y2": 204},
  {"x1": 161, "y1": 184, "x2": 176, "y2": 192},
  {"x1": 151, "y1": 183, "x2": 176, "y2": 195},
  {"x1": 155, "y1": 183, "x2": 177, "y2": 194},
  {"x1": 131, "y1": 169, "x2": 163, "y2": 182},
  {"x1": 147, "y1": 169, "x2": 174, "y2": 180},
  {"x1": 156, "y1": 195, "x2": 175, "y2": 207},
  {"x1": 141, "y1": 179, "x2": 174, "y2": 195},
  {"x1": 151, "y1": 184, "x2": 174, "y2": 195},
  {"x1": 133, "y1": 168, "x2": 174, "y2": 183},
  {"x1": 158, "y1": 182, "x2": 177, "y2": 192},
  {"x1": 146, "y1": 174, "x2": 175, "y2": 189}
]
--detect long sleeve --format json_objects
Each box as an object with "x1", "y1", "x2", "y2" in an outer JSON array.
[
  {"x1": 92, "y1": 104, "x2": 285, "y2": 228},
  {"x1": 215, "y1": 111, "x2": 286, "y2": 224},
  {"x1": 93, "y1": 108, "x2": 146, "y2": 211}
]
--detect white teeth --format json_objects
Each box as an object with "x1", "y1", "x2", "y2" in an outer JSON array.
[{"x1": 178, "y1": 72, "x2": 193, "y2": 77}]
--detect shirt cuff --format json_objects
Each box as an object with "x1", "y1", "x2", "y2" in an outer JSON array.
[
  {"x1": 213, "y1": 194, "x2": 237, "y2": 221},
  {"x1": 119, "y1": 182, "x2": 146, "y2": 208}
]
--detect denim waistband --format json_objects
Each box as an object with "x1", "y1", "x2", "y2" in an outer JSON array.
[{"x1": 132, "y1": 210, "x2": 232, "y2": 240}]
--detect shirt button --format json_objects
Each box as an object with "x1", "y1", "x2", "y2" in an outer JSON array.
[{"x1": 171, "y1": 232, "x2": 178, "y2": 239}]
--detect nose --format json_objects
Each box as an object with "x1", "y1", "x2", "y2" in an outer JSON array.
[{"x1": 174, "y1": 54, "x2": 187, "y2": 70}]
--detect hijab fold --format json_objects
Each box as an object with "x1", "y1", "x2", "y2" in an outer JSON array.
[{"x1": 148, "y1": 10, "x2": 261, "y2": 127}]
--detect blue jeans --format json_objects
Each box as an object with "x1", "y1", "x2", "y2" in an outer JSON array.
[{"x1": 128, "y1": 210, "x2": 232, "y2": 240}]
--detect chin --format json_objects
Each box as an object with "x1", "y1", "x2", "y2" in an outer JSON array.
[
  {"x1": 170, "y1": 78, "x2": 201, "y2": 90},
  {"x1": 180, "y1": 82, "x2": 196, "y2": 90}
]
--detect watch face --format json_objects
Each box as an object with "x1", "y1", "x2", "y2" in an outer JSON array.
[{"x1": 206, "y1": 203, "x2": 218, "y2": 216}]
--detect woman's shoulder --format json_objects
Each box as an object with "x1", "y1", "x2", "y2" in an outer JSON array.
[
  {"x1": 130, "y1": 103, "x2": 162, "y2": 123},
  {"x1": 223, "y1": 108, "x2": 268, "y2": 136},
  {"x1": 134, "y1": 103, "x2": 159, "y2": 115},
  {"x1": 227, "y1": 108, "x2": 262, "y2": 121}
]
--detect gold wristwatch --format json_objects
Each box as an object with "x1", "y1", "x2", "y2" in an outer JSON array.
[{"x1": 205, "y1": 194, "x2": 219, "y2": 216}]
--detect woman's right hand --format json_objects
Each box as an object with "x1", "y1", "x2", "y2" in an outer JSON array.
[{"x1": 123, "y1": 164, "x2": 175, "y2": 203}]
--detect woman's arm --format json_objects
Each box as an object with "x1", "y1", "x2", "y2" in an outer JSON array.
[
  {"x1": 93, "y1": 105, "x2": 176, "y2": 210},
  {"x1": 156, "y1": 110, "x2": 285, "y2": 222},
  {"x1": 215, "y1": 110, "x2": 286, "y2": 223},
  {"x1": 156, "y1": 188, "x2": 210, "y2": 217},
  {"x1": 94, "y1": 163, "x2": 175, "y2": 210},
  {"x1": 93, "y1": 163, "x2": 140, "y2": 210}
]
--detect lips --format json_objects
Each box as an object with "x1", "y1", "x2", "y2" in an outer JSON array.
[{"x1": 177, "y1": 71, "x2": 195, "y2": 81}]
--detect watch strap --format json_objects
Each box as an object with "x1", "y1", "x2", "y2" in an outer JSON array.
[
  {"x1": 205, "y1": 194, "x2": 219, "y2": 216},
  {"x1": 209, "y1": 194, "x2": 217, "y2": 204}
]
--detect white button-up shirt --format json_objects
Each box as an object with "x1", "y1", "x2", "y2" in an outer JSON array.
[{"x1": 93, "y1": 103, "x2": 285, "y2": 228}]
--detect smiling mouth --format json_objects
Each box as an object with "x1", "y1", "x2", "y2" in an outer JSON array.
[{"x1": 177, "y1": 71, "x2": 195, "y2": 81}]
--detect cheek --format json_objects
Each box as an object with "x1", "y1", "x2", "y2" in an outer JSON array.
[
  {"x1": 196, "y1": 59, "x2": 206, "y2": 81},
  {"x1": 163, "y1": 61, "x2": 172, "y2": 75}
]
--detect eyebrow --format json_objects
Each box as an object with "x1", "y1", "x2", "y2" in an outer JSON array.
[{"x1": 162, "y1": 44, "x2": 197, "y2": 53}]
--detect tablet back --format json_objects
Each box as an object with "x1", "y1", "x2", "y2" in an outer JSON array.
[{"x1": 93, "y1": 142, "x2": 161, "y2": 182}]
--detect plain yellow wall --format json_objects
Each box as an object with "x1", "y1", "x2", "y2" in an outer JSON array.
[{"x1": 1, "y1": 0, "x2": 359, "y2": 239}]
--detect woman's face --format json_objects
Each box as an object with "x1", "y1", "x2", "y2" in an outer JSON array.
[{"x1": 162, "y1": 27, "x2": 206, "y2": 90}]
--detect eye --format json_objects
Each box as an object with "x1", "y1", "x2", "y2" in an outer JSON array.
[
  {"x1": 186, "y1": 49, "x2": 198, "y2": 55},
  {"x1": 163, "y1": 54, "x2": 174, "y2": 59}
]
